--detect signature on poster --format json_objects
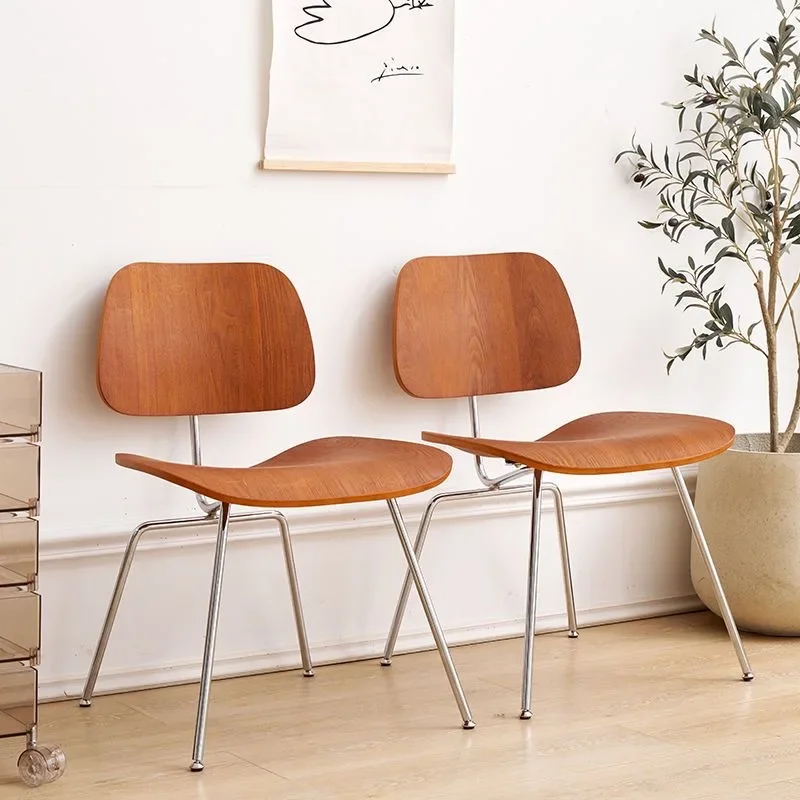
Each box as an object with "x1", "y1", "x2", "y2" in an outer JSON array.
[{"x1": 371, "y1": 58, "x2": 424, "y2": 84}]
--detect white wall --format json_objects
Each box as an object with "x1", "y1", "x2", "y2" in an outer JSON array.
[{"x1": 0, "y1": 1, "x2": 774, "y2": 699}]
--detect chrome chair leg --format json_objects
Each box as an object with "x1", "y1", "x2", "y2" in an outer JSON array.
[
  {"x1": 80, "y1": 518, "x2": 166, "y2": 707},
  {"x1": 275, "y1": 512, "x2": 314, "y2": 676},
  {"x1": 381, "y1": 487, "x2": 509, "y2": 665},
  {"x1": 80, "y1": 510, "x2": 315, "y2": 707},
  {"x1": 549, "y1": 483, "x2": 579, "y2": 638},
  {"x1": 191, "y1": 503, "x2": 232, "y2": 772},
  {"x1": 670, "y1": 467, "x2": 754, "y2": 681},
  {"x1": 386, "y1": 499, "x2": 475, "y2": 729},
  {"x1": 520, "y1": 470, "x2": 544, "y2": 720},
  {"x1": 381, "y1": 482, "x2": 577, "y2": 665},
  {"x1": 380, "y1": 501, "x2": 433, "y2": 667}
]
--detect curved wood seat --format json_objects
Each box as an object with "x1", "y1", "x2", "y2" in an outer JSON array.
[
  {"x1": 116, "y1": 437, "x2": 453, "y2": 507},
  {"x1": 422, "y1": 412, "x2": 735, "y2": 476}
]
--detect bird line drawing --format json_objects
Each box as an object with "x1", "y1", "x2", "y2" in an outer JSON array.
[{"x1": 295, "y1": 0, "x2": 434, "y2": 46}]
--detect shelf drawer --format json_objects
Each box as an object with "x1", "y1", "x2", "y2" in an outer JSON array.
[
  {"x1": 0, "y1": 365, "x2": 41, "y2": 440},
  {"x1": 0, "y1": 589, "x2": 39, "y2": 663},
  {"x1": 0, "y1": 442, "x2": 39, "y2": 512},
  {"x1": 0, "y1": 662, "x2": 36, "y2": 738},
  {"x1": 0, "y1": 514, "x2": 37, "y2": 588}
]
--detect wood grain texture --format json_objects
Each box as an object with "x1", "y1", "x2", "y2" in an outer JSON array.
[
  {"x1": 423, "y1": 412, "x2": 736, "y2": 476},
  {"x1": 99, "y1": 262, "x2": 452, "y2": 506},
  {"x1": 4, "y1": 613, "x2": 798, "y2": 799},
  {"x1": 393, "y1": 253, "x2": 581, "y2": 399},
  {"x1": 116, "y1": 437, "x2": 452, "y2": 507},
  {"x1": 396, "y1": 253, "x2": 734, "y2": 474},
  {"x1": 97, "y1": 262, "x2": 315, "y2": 416}
]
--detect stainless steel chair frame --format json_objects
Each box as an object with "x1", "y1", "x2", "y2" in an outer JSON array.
[
  {"x1": 382, "y1": 397, "x2": 579, "y2": 667},
  {"x1": 383, "y1": 398, "x2": 755, "y2": 721},
  {"x1": 79, "y1": 418, "x2": 316, "y2": 767},
  {"x1": 81, "y1": 417, "x2": 477, "y2": 770},
  {"x1": 520, "y1": 466, "x2": 753, "y2": 719}
]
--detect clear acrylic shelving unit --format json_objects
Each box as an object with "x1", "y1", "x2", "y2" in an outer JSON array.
[{"x1": 0, "y1": 364, "x2": 65, "y2": 786}]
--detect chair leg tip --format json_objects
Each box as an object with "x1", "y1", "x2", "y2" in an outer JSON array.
[
  {"x1": 568, "y1": 630, "x2": 579, "y2": 639},
  {"x1": 302, "y1": 669, "x2": 315, "y2": 678},
  {"x1": 190, "y1": 761, "x2": 204, "y2": 773},
  {"x1": 743, "y1": 672, "x2": 755, "y2": 682},
  {"x1": 462, "y1": 720, "x2": 476, "y2": 730},
  {"x1": 78, "y1": 699, "x2": 91, "y2": 708},
  {"x1": 380, "y1": 658, "x2": 392, "y2": 667},
  {"x1": 519, "y1": 710, "x2": 532, "y2": 720}
]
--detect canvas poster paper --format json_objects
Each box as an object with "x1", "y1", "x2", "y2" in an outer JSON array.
[{"x1": 264, "y1": 1, "x2": 455, "y2": 169}]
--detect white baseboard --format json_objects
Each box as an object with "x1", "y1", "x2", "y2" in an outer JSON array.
[
  {"x1": 41, "y1": 596, "x2": 703, "y2": 702},
  {"x1": 37, "y1": 471, "x2": 702, "y2": 702}
]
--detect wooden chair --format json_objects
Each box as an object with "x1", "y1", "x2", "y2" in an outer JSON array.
[
  {"x1": 78, "y1": 262, "x2": 475, "y2": 772},
  {"x1": 381, "y1": 252, "x2": 753, "y2": 722}
]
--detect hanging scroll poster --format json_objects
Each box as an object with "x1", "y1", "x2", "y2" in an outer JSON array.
[{"x1": 262, "y1": 1, "x2": 455, "y2": 174}]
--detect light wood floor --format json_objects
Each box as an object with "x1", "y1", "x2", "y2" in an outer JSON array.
[{"x1": 2, "y1": 612, "x2": 800, "y2": 799}]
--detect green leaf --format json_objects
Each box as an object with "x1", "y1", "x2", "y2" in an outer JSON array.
[
  {"x1": 676, "y1": 290, "x2": 704, "y2": 303},
  {"x1": 717, "y1": 248, "x2": 746, "y2": 262},
  {"x1": 721, "y1": 216, "x2": 736, "y2": 241},
  {"x1": 723, "y1": 38, "x2": 740, "y2": 60},
  {"x1": 761, "y1": 48, "x2": 778, "y2": 67}
]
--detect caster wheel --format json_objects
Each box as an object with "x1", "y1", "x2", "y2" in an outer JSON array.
[{"x1": 17, "y1": 745, "x2": 66, "y2": 786}]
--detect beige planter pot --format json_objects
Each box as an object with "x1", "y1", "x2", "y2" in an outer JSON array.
[{"x1": 693, "y1": 433, "x2": 800, "y2": 636}]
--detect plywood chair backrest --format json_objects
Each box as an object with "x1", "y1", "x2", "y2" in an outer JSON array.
[
  {"x1": 97, "y1": 262, "x2": 315, "y2": 416},
  {"x1": 393, "y1": 253, "x2": 581, "y2": 399}
]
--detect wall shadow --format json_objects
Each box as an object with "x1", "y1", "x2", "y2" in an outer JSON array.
[{"x1": 258, "y1": 0, "x2": 275, "y2": 163}]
